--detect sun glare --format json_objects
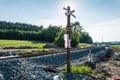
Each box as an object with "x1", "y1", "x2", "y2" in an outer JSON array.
[
  {"x1": 56, "y1": 0, "x2": 78, "y2": 26},
  {"x1": 61, "y1": 1, "x2": 77, "y2": 10},
  {"x1": 58, "y1": 0, "x2": 77, "y2": 18}
]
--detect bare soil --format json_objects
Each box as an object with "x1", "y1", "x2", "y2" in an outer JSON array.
[{"x1": 94, "y1": 54, "x2": 120, "y2": 80}]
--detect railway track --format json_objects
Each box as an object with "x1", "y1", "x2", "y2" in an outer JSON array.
[
  {"x1": 0, "y1": 46, "x2": 107, "y2": 60},
  {"x1": 0, "y1": 46, "x2": 115, "y2": 80}
]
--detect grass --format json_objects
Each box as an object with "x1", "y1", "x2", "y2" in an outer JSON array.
[
  {"x1": 17, "y1": 49, "x2": 49, "y2": 55},
  {"x1": 78, "y1": 43, "x2": 91, "y2": 48},
  {"x1": 60, "y1": 65, "x2": 92, "y2": 80},
  {"x1": 17, "y1": 48, "x2": 64, "y2": 55},
  {"x1": 71, "y1": 65, "x2": 92, "y2": 74},
  {"x1": 0, "y1": 39, "x2": 64, "y2": 55},
  {"x1": 0, "y1": 39, "x2": 46, "y2": 49},
  {"x1": 111, "y1": 45, "x2": 120, "y2": 50}
]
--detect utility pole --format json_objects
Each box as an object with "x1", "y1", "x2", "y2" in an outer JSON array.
[{"x1": 63, "y1": 6, "x2": 76, "y2": 73}]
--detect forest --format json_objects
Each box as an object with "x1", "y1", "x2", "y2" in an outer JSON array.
[{"x1": 0, "y1": 21, "x2": 93, "y2": 47}]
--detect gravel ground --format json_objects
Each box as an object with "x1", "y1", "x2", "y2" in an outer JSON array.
[
  {"x1": 99, "y1": 53, "x2": 120, "y2": 80},
  {"x1": 0, "y1": 58, "x2": 57, "y2": 80},
  {"x1": 0, "y1": 47, "x2": 106, "y2": 80}
]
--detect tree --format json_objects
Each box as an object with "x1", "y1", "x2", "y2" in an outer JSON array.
[
  {"x1": 40, "y1": 25, "x2": 61, "y2": 42},
  {"x1": 54, "y1": 22, "x2": 83, "y2": 47},
  {"x1": 0, "y1": 21, "x2": 42, "y2": 31},
  {"x1": 71, "y1": 21, "x2": 83, "y2": 47},
  {"x1": 0, "y1": 21, "x2": 60, "y2": 42},
  {"x1": 54, "y1": 29, "x2": 65, "y2": 47},
  {"x1": 71, "y1": 21, "x2": 83, "y2": 38},
  {"x1": 79, "y1": 32, "x2": 93, "y2": 44}
]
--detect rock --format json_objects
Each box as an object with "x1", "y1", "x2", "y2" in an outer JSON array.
[{"x1": 53, "y1": 75, "x2": 63, "y2": 80}]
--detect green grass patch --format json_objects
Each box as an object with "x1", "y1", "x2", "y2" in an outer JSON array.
[
  {"x1": 111, "y1": 45, "x2": 120, "y2": 50},
  {"x1": 17, "y1": 49, "x2": 49, "y2": 55},
  {"x1": 78, "y1": 43, "x2": 91, "y2": 48},
  {"x1": 17, "y1": 49, "x2": 62, "y2": 55},
  {"x1": 0, "y1": 39, "x2": 46, "y2": 49},
  {"x1": 17, "y1": 50, "x2": 33, "y2": 55},
  {"x1": 71, "y1": 65, "x2": 92, "y2": 74}
]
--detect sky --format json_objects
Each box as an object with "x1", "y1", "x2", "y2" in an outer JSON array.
[{"x1": 0, "y1": 0, "x2": 120, "y2": 42}]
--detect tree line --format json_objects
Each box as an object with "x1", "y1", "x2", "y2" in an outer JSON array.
[
  {"x1": 54, "y1": 22, "x2": 93, "y2": 47},
  {"x1": 0, "y1": 21, "x2": 93, "y2": 47},
  {"x1": 0, "y1": 21, "x2": 43, "y2": 31}
]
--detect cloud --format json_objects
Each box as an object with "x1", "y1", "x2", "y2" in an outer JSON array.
[{"x1": 86, "y1": 19, "x2": 120, "y2": 42}]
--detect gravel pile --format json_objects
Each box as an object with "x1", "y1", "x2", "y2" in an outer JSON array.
[
  {"x1": 0, "y1": 47, "x2": 106, "y2": 80},
  {"x1": 0, "y1": 58, "x2": 57, "y2": 80}
]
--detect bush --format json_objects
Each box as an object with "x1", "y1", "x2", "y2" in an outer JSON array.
[
  {"x1": 71, "y1": 65, "x2": 92, "y2": 74},
  {"x1": 54, "y1": 29, "x2": 79, "y2": 48},
  {"x1": 54, "y1": 30, "x2": 65, "y2": 47},
  {"x1": 71, "y1": 37, "x2": 79, "y2": 47}
]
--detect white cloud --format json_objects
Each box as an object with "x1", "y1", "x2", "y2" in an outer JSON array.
[{"x1": 85, "y1": 19, "x2": 120, "y2": 42}]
